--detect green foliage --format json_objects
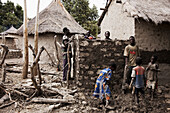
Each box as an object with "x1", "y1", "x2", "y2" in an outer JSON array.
[
  {"x1": 62, "y1": 0, "x2": 99, "y2": 37},
  {"x1": 0, "y1": 1, "x2": 23, "y2": 33}
]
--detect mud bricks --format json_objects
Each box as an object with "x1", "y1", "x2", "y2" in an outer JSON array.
[
  {"x1": 74, "y1": 35, "x2": 128, "y2": 90},
  {"x1": 0, "y1": 50, "x2": 22, "y2": 59},
  {"x1": 74, "y1": 35, "x2": 170, "y2": 93}
]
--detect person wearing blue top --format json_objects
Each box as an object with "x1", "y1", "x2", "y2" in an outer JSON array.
[
  {"x1": 129, "y1": 57, "x2": 146, "y2": 105},
  {"x1": 93, "y1": 63, "x2": 116, "y2": 107}
]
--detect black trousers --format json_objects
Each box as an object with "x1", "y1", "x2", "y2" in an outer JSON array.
[{"x1": 135, "y1": 88, "x2": 145, "y2": 103}]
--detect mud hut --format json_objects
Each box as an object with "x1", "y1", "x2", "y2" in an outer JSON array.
[
  {"x1": 98, "y1": 0, "x2": 170, "y2": 85},
  {"x1": 98, "y1": 0, "x2": 170, "y2": 51},
  {"x1": 0, "y1": 26, "x2": 18, "y2": 49},
  {"x1": 17, "y1": 0, "x2": 86, "y2": 64}
]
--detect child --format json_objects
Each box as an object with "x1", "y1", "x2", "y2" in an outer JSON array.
[
  {"x1": 129, "y1": 57, "x2": 145, "y2": 104},
  {"x1": 146, "y1": 55, "x2": 159, "y2": 99},
  {"x1": 93, "y1": 63, "x2": 117, "y2": 107},
  {"x1": 105, "y1": 31, "x2": 111, "y2": 40}
]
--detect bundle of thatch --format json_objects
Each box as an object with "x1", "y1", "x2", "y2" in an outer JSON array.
[
  {"x1": 17, "y1": 0, "x2": 86, "y2": 35},
  {"x1": 122, "y1": 0, "x2": 170, "y2": 24}
]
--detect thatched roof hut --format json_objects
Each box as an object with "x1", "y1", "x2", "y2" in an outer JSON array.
[
  {"x1": 16, "y1": 0, "x2": 86, "y2": 64},
  {"x1": 0, "y1": 26, "x2": 18, "y2": 49},
  {"x1": 1, "y1": 26, "x2": 17, "y2": 35},
  {"x1": 17, "y1": 0, "x2": 86, "y2": 35},
  {"x1": 98, "y1": 0, "x2": 170, "y2": 25}
]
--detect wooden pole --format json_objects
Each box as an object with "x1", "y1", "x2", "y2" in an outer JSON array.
[
  {"x1": 33, "y1": 0, "x2": 40, "y2": 76},
  {"x1": 0, "y1": 45, "x2": 9, "y2": 66},
  {"x1": 22, "y1": 0, "x2": 29, "y2": 79},
  {"x1": 34, "y1": 0, "x2": 40, "y2": 55},
  {"x1": 67, "y1": 44, "x2": 71, "y2": 89},
  {"x1": 44, "y1": 48, "x2": 56, "y2": 66},
  {"x1": 2, "y1": 63, "x2": 6, "y2": 83},
  {"x1": 28, "y1": 44, "x2": 42, "y2": 85},
  {"x1": 30, "y1": 46, "x2": 45, "y2": 95},
  {"x1": 1, "y1": 34, "x2": 6, "y2": 58},
  {"x1": 0, "y1": 45, "x2": 8, "y2": 82},
  {"x1": 54, "y1": 35, "x2": 61, "y2": 70}
]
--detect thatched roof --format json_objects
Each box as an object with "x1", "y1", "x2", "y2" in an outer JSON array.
[
  {"x1": 17, "y1": 0, "x2": 86, "y2": 35},
  {"x1": 98, "y1": 0, "x2": 170, "y2": 25},
  {"x1": 1, "y1": 26, "x2": 17, "y2": 34}
]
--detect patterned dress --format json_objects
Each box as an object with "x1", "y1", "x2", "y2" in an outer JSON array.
[{"x1": 93, "y1": 68, "x2": 112, "y2": 100}]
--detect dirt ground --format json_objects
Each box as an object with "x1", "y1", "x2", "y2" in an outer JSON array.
[{"x1": 0, "y1": 58, "x2": 169, "y2": 113}]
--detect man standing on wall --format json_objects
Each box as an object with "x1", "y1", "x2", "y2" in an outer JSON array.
[{"x1": 122, "y1": 36, "x2": 140, "y2": 94}]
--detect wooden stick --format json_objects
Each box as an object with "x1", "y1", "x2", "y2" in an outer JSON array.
[
  {"x1": 30, "y1": 47, "x2": 45, "y2": 94},
  {"x1": 26, "y1": 91, "x2": 37, "y2": 102},
  {"x1": 48, "y1": 103, "x2": 61, "y2": 113},
  {"x1": 54, "y1": 35, "x2": 61, "y2": 70},
  {"x1": 37, "y1": 64, "x2": 42, "y2": 85},
  {"x1": 0, "y1": 101, "x2": 15, "y2": 109},
  {"x1": 29, "y1": 44, "x2": 42, "y2": 85},
  {"x1": 28, "y1": 44, "x2": 38, "y2": 77},
  {"x1": 6, "y1": 69, "x2": 58, "y2": 75},
  {"x1": 44, "y1": 47, "x2": 56, "y2": 66},
  {"x1": 0, "y1": 94, "x2": 9, "y2": 105},
  {"x1": 2, "y1": 63, "x2": 6, "y2": 82},
  {"x1": 28, "y1": 45, "x2": 36, "y2": 57},
  {"x1": 11, "y1": 89, "x2": 29, "y2": 98},
  {"x1": 67, "y1": 44, "x2": 71, "y2": 89},
  {"x1": 0, "y1": 45, "x2": 9, "y2": 66},
  {"x1": 31, "y1": 98, "x2": 75, "y2": 104}
]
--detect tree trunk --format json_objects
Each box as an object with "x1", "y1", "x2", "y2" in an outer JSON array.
[
  {"x1": 33, "y1": 0, "x2": 40, "y2": 77},
  {"x1": 22, "y1": 0, "x2": 29, "y2": 79},
  {"x1": 37, "y1": 64, "x2": 42, "y2": 85},
  {"x1": 30, "y1": 46, "x2": 45, "y2": 95}
]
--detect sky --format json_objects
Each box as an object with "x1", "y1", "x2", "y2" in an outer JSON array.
[{"x1": 1, "y1": 0, "x2": 107, "y2": 18}]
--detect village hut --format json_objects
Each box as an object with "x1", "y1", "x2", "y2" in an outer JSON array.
[
  {"x1": 98, "y1": 0, "x2": 170, "y2": 51},
  {"x1": 17, "y1": 0, "x2": 86, "y2": 64},
  {"x1": 0, "y1": 26, "x2": 18, "y2": 49}
]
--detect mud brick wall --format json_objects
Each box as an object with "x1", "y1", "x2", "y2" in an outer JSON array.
[
  {"x1": 0, "y1": 49, "x2": 22, "y2": 59},
  {"x1": 74, "y1": 35, "x2": 128, "y2": 90},
  {"x1": 74, "y1": 35, "x2": 170, "y2": 91}
]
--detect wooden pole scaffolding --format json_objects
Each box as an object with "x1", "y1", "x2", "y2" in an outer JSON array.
[
  {"x1": 22, "y1": 0, "x2": 29, "y2": 79},
  {"x1": 33, "y1": 0, "x2": 40, "y2": 76}
]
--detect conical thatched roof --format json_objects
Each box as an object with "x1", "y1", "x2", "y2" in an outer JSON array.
[
  {"x1": 17, "y1": 0, "x2": 86, "y2": 35},
  {"x1": 98, "y1": 0, "x2": 170, "y2": 25},
  {"x1": 1, "y1": 26, "x2": 17, "y2": 34}
]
